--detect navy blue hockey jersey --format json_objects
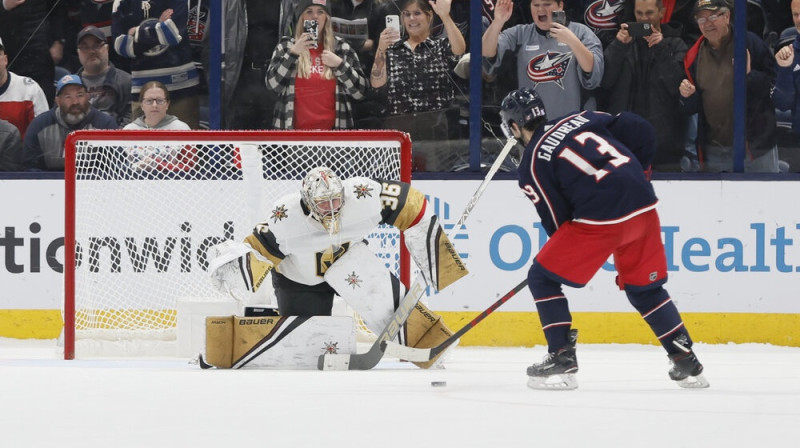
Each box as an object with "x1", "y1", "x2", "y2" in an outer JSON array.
[{"x1": 517, "y1": 111, "x2": 658, "y2": 236}]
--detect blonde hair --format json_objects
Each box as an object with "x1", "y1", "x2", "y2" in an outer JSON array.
[{"x1": 294, "y1": 14, "x2": 335, "y2": 80}]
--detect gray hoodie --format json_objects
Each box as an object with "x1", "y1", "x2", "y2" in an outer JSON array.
[{"x1": 124, "y1": 114, "x2": 191, "y2": 130}]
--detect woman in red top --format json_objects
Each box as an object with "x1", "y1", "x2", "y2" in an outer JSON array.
[{"x1": 266, "y1": 0, "x2": 367, "y2": 129}]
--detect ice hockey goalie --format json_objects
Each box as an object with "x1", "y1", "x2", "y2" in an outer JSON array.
[{"x1": 206, "y1": 166, "x2": 468, "y2": 369}]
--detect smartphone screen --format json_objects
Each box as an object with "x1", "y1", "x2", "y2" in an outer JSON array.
[
  {"x1": 551, "y1": 11, "x2": 567, "y2": 26},
  {"x1": 303, "y1": 19, "x2": 318, "y2": 48},
  {"x1": 626, "y1": 22, "x2": 653, "y2": 38}
]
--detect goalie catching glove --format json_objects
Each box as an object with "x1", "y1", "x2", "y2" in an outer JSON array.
[{"x1": 207, "y1": 241, "x2": 274, "y2": 295}]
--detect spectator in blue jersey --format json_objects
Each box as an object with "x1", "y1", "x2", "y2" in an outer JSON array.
[
  {"x1": 774, "y1": 0, "x2": 800, "y2": 136},
  {"x1": 112, "y1": 0, "x2": 201, "y2": 129},
  {"x1": 22, "y1": 74, "x2": 118, "y2": 171},
  {"x1": 499, "y1": 87, "x2": 708, "y2": 391},
  {"x1": 482, "y1": 0, "x2": 604, "y2": 120},
  {"x1": 601, "y1": 0, "x2": 689, "y2": 171},
  {"x1": 678, "y1": 0, "x2": 778, "y2": 172}
]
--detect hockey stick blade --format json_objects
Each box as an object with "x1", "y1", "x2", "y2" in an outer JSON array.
[
  {"x1": 384, "y1": 279, "x2": 528, "y2": 362},
  {"x1": 197, "y1": 354, "x2": 217, "y2": 370},
  {"x1": 318, "y1": 138, "x2": 518, "y2": 371}
]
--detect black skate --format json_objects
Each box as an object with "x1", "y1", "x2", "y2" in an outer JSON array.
[
  {"x1": 526, "y1": 329, "x2": 579, "y2": 390},
  {"x1": 668, "y1": 334, "x2": 710, "y2": 388}
]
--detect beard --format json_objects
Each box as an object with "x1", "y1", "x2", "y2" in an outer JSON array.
[{"x1": 61, "y1": 105, "x2": 88, "y2": 125}]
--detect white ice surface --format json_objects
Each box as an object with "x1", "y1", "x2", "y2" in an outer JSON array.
[{"x1": 1, "y1": 339, "x2": 798, "y2": 447}]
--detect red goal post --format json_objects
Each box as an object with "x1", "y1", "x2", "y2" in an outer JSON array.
[{"x1": 63, "y1": 130, "x2": 412, "y2": 359}]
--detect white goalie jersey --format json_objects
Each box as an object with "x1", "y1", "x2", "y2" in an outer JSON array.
[{"x1": 244, "y1": 177, "x2": 428, "y2": 286}]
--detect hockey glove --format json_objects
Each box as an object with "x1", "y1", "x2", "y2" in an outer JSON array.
[{"x1": 207, "y1": 241, "x2": 273, "y2": 295}]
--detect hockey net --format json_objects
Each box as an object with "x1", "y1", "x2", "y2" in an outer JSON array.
[{"x1": 63, "y1": 130, "x2": 412, "y2": 359}]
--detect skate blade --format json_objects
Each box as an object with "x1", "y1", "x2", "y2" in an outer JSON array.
[
  {"x1": 527, "y1": 373, "x2": 578, "y2": 390},
  {"x1": 675, "y1": 373, "x2": 710, "y2": 389}
]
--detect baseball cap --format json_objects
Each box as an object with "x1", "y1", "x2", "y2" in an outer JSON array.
[
  {"x1": 296, "y1": 0, "x2": 330, "y2": 17},
  {"x1": 77, "y1": 25, "x2": 106, "y2": 45},
  {"x1": 694, "y1": 0, "x2": 729, "y2": 13},
  {"x1": 56, "y1": 74, "x2": 86, "y2": 95}
]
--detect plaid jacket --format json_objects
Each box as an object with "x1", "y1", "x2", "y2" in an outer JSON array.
[{"x1": 266, "y1": 36, "x2": 367, "y2": 129}]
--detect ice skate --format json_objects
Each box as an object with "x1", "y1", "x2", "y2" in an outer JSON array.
[
  {"x1": 527, "y1": 329, "x2": 579, "y2": 390},
  {"x1": 668, "y1": 334, "x2": 710, "y2": 389}
]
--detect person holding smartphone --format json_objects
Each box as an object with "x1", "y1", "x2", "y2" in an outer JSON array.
[
  {"x1": 601, "y1": 0, "x2": 690, "y2": 172},
  {"x1": 265, "y1": 0, "x2": 367, "y2": 129},
  {"x1": 369, "y1": 0, "x2": 465, "y2": 160},
  {"x1": 482, "y1": 0, "x2": 604, "y2": 120}
]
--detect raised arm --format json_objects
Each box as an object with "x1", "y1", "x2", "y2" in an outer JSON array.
[
  {"x1": 431, "y1": 0, "x2": 465, "y2": 55},
  {"x1": 482, "y1": 0, "x2": 513, "y2": 58}
]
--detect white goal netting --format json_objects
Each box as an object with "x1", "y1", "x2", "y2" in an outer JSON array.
[{"x1": 63, "y1": 130, "x2": 412, "y2": 359}]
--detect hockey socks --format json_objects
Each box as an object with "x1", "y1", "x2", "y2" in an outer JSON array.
[{"x1": 528, "y1": 261, "x2": 573, "y2": 353}]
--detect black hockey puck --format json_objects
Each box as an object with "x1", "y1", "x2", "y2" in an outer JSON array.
[{"x1": 431, "y1": 381, "x2": 447, "y2": 387}]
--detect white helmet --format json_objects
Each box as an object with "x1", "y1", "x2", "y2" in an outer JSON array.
[{"x1": 301, "y1": 166, "x2": 345, "y2": 234}]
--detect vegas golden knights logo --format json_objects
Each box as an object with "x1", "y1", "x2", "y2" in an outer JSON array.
[{"x1": 315, "y1": 242, "x2": 350, "y2": 277}]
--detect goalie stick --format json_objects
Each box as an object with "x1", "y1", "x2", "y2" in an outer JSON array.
[
  {"x1": 318, "y1": 137, "x2": 519, "y2": 371},
  {"x1": 383, "y1": 279, "x2": 528, "y2": 362}
]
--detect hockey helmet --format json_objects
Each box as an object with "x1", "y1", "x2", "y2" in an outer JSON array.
[
  {"x1": 499, "y1": 87, "x2": 547, "y2": 139},
  {"x1": 301, "y1": 166, "x2": 345, "y2": 233}
]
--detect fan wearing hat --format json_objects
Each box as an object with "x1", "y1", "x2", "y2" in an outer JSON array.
[
  {"x1": 75, "y1": 26, "x2": 133, "y2": 127},
  {"x1": 21, "y1": 74, "x2": 118, "y2": 171},
  {"x1": 265, "y1": 0, "x2": 367, "y2": 129},
  {"x1": 774, "y1": 0, "x2": 800, "y2": 136},
  {"x1": 677, "y1": 0, "x2": 779, "y2": 172}
]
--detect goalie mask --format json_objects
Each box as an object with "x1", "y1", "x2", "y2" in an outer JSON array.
[
  {"x1": 301, "y1": 166, "x2": 345, "y2": 233},
  {"x1": 499, "y1": 87, "x2": 547, "y2": 139}
]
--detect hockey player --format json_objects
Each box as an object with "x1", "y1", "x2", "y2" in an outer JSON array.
[
  {"x1": 499, "y1": 87, "x2": 708, "y2": 390},
  {"x1": 207, "y1": 166, "x2": 468, "y2": 368}
]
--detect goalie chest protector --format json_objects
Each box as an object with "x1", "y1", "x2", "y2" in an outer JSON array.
[{"x1": 265, "y1": 178, "x2": 384, "y2": 285}]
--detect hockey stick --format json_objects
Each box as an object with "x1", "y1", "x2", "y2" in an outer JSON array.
[
  {"x1": 383, "y1": 279, "x2": 527, "y2": 362},
  {"x1": 318, "y1": 137, "x2": 519, "y2": 371}
]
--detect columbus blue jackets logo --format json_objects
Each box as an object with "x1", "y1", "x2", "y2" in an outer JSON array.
[
  {"x1": 353, "y1": 183, "x2": 374, "y2": 199},
  {"x1": 584, "y1": 0, "x2": 624, "y2": 31},
  {"x1": 527, "y1": 51, "x2": 572, "y2": 88},
  {"x1": 271, "y1": 204, "x2": 289, "y2": 223}
]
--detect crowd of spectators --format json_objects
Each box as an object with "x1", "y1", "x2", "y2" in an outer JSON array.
[{"x1": 0, "y1": 0, "x2": 798, "y2": 173}]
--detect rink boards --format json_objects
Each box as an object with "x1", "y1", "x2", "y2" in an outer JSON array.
[{"x1": 1, "y1": 178, "x2": 798, "y2": 346}]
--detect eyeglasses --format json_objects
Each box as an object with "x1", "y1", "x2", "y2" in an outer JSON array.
[
  {"x1": 78, "y1": 43, "x2": 106, "y2": 52},
  {"x1": 142, "y1": 98, "x2": 167, "y2": 106},
  {"x1": 696, "y1": 13, "x2": 726, "y2": 25}
]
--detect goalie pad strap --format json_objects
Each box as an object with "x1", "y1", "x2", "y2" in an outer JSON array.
[{"x1": 404, "y1": 214, "x2": 468, "y2": 292}]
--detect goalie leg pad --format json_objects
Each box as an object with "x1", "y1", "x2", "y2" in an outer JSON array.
[
  {"x1": 404, "y1": 214, "x2": 468, "y2": 292},
  {"x1": 324, "y1": 241, "x2": 404, "y2": 336},
  {"x1": 203, "y1": 315, "x2": 356, "y2": 369},
  {"x1": 406, "y1": 301, "x2": 455, "y2": 369}
]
